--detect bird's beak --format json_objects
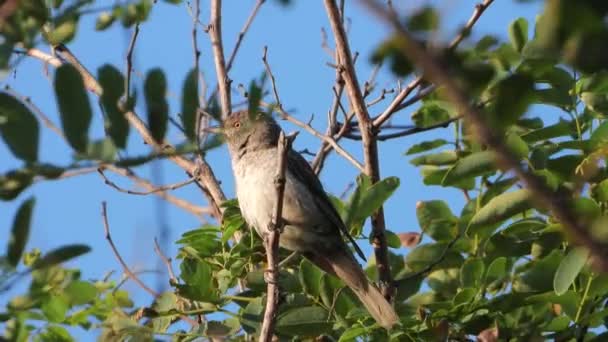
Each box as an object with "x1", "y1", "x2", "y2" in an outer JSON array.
[{"x1": 202, "y1": 126, "x2": 223, "y2": 134}]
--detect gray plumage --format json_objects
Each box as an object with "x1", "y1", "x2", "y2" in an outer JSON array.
[{"x1": 223, "y1": 110, "x2": 398, "y2": 329}]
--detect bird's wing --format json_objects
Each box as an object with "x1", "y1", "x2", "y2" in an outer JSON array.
[{"x1": 286, "y1": 149, "x2": 366, "y2": 260}]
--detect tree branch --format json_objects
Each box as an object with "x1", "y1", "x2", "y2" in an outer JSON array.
[
  {"x1": 101, "y1": 201, "x2": 158, "y2": 297},
  {"x1": 209, "y1": 0, "x2": 232, "y2": 118},
  {"x1": 97, "y1": 168, "x2": 196, "y2": 196},
  {"x1": 259, "y1": 131, "x2": 295, "y2": 341},
  {"x1": 226, "y1": 0, "x2": 265, "y2": 71},
  {"x1": 261, "y1": 47, "x2": 364, "y2": 172},
  {"x1": 323, "y1": 0, "x2": 393, "y2": 296},
  {"x1": 363, "y1": 0, "x2": 608, "y2": 271}
]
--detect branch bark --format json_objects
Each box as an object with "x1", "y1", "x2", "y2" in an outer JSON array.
[
  {"x1": 363, "y1": 0, "x2": 608, "y2": 271},
  {"x1": 209, "y1": 0, "x2": 232, "y2": 118},
  {"x1": 323, "y1": 0, "x2": 393, "y2": 297},
  {"x1": 259, "y1": 131, "x2": 294, "y2": 341}
]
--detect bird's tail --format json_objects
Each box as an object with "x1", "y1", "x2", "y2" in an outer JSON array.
[{"x1": 304, "y1": 250, "x2": 399, "y2": 329}]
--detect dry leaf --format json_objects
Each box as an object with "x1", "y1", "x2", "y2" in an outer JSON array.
[{"x1": 398, "y1": 232, "x2": 422, "y2": 248}]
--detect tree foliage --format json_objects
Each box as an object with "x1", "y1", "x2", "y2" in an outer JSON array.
[{"x1": 3, "y1": 0, "x2": 608, "y2": 341}]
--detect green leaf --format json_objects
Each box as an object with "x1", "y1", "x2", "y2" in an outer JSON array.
[
  {"x1": 467, "y1": 189, "x2": 533, "y2": 237},
  {"x1": 460, "y1": 258, "x2": 485, "y2": 288},
  {"x1": 505, "y1": 132, "x2": 530, "y2": 158},
  {"x1": 248, "y1": 80, "x2": 262, "y2": 116},
  {"x1": 41, "y1": 295, "x2": 68, "y2": 323},
  {"x1": 593, "y1": 179, "x2": 608, "y2": 202},
  {"x1": 0, "y1": 169, "x2": 34, "y2": 201},
  {"x1": 513, "y1": 250, "x2": 563, "y2": 293},
  {"x1": 345, "y1": 176, "x2": 399, "y2": 230},
  {"x1": 144, "y1": 68, "x2": 169, "y2": 143},
  {"x1": 95, "y1": 12, "x2": 115, "y2": 31},
  {"x1": 442, "y1": 151, "x2": 496, "y2": 186},
  {"x1": 65, "y1": 281, "x2": 97, "y2": 305},
  {"x1": 385, "y1": 230, "x2": 401, "y2": 249},
  {"x1": 509, "y1": 17, "x2": 528, "y2": 52},
  {"x1": 407, "y1": 6, "x2": 439, "y2": 32},
  {"x1": 0, "y1": 93, "x2": 39, "y2": 162},
  {"x1": 181, "y1": 69, "x2": 199, "y2": 141},
  {"x1": 421, "y1": 166, "x2": 476, "y2": 190},
  {"x1": 406, "y1": 139, "x2": 448, "y2": 155},
  {"x1": 534, "y1": 88, "x2": 572, "y2": 108},
  {"x1": 151, "y1": 292, "x2": 177, "y2": 333},
  {"x1": 299, "y1": 259, "x2": 322, "y2": 297},
  {"x1": 7, "y1": 197, "x2": 35, "y2": 267},
  {"x1": 54, "y1": 64, "x2": 92, "y2": 153},
  {"x1": 39, "y1": 325, "x2": 74, "y2": 342},
  {"x1": 46, "y1": 18, "x2": 77, "y2": 45},
  {"x1": 590, "y1": 121, "x2": 608, "y2": 150},
  {"x1": 86, "y1": 138, "x2": 116, "y2": 162},
  {"x1": 411, "y1": 102, "x2": 450, "y2": 128},
  {"x1": 33, "y1": 244, "x2": 91, "y2": 270},
  {"x1": 416, "y1": 200, "x2": 458, "y2": 241},
  {"x1": 275, "y1": 306, "x2": 333, "y2": 337},
  {"x1": 522, "y1": 119, "x2": 572, "y2": 142},
  {"x1": 554, "y1": 247, "x2": 589, "y2": 295},
  {"x1": 485, "y1": 257, "x2": 508, "y2": 285},
  {"x1": 488, "y1": 74, "x2": 535, "y2": 130},
  {"x1": 98, "y1": 64, "x2": 128, "y2": 148},
  {"x1": 370, "y1": 35, "x2": 413, "y2": 76},
  {"x1": 410, "y1": 150, "x2": 458, "y2": 166},
  {"x1": 339, "y1": 326, "x2": 367, "y2": 341},
  {"x1": 405, "y1": 243, "x2": 464, "y2": 272},
  {"x1": 178, "y1": 259, "x2": 217, "y2": 302}
]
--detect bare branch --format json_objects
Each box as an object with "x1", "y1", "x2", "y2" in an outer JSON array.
[
  {"x1": 347, "y1": 116, "x2": 461, "y2": 141},
  {"x1": 101, "y1": 202, "x2": 158, "y2": 297},
  {"x1": 226, "y1": 0, "x2": 265, "y2": 71},
  {"x1": 324, "y1": 0, "x2": 392, "y2": 296},
  {"x1": 14, "y1": 49, "x2": 62, "y2": 68},
  {"x1": 97, "y1": 168, "x2": 196, "y2": 196},
  {"x1": 103, "y1": 165, "x2": 211, "y2": 218},
  {"x1": 124, "y1": 23, "x2": 140, "y2": 106},
  {"x1": 259, "y1": 131, "x2": 295, "y2": 341},
  {"x1": 209, "y1": 0, "x2": 232, "y2": 118},
  {"x1": 53, "y1": 44, "x2": 102, "y2": 94},
  {"x1": 363, "y1": 0, "x2": 608, "y2": 271},
  {"x1": 261, "y1": 47, "x2": 364, "y2": 172},
  {"x1": 154, "y1": 238, "x2": 178, "y2": 285}
]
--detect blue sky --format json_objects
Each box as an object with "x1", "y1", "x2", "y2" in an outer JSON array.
[{"x1": 1, "y1": 0, "x2": 546, "y2": 335}]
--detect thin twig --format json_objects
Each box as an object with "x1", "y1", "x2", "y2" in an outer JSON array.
[
  {"x1": 347, "y1": 116, "x2": 461, "y2": 141},
  {"x1": 259, "y1": 131, "x2": 294, "y2": 341},
  {"x1": 209, "y1": 0, "x2": 231, "y2": 118},
  {"x1": 363, "y1": 0, "x2": 608, "y2": 271},
  {"x1": 53, "y1": 44, "x2": 102, "y2": 94},
  {"x1": 103, "y1": 165, "x2": 211, "y2": 218},
  {"x1": 324, "y1": 0, "x2": 393, "y2": 297},
  {"x1": 97, "y1": 168, "x2": 196, "y2": 196},
  {"x1": 124, "y1": 23, "x2": 140, "y2": 106},
  {"x1": 226, "y1": 0, "x2": 265, "y2": 71},
  {"x1": 154, "y1": 238, "x2": 178, "y2": 285},
  {"x1": 261, "y1": 47, "x2": 364, "y2": 172},
  {"x1": 101, "y1": 202, "x2": 158, "y2": 297}
]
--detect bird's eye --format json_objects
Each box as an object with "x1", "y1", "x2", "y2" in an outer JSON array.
[{"x1": 233, "y1": 121, "x2": 241, "y2": 128}]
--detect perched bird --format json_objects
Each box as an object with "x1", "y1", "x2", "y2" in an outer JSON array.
[{"x1": 221, "y1": 110, "x2": 399, "y2": 329}]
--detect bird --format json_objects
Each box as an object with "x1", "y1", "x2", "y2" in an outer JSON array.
[{"x1": 220, "y1": 109, "x2": 399, "y2": 329}]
